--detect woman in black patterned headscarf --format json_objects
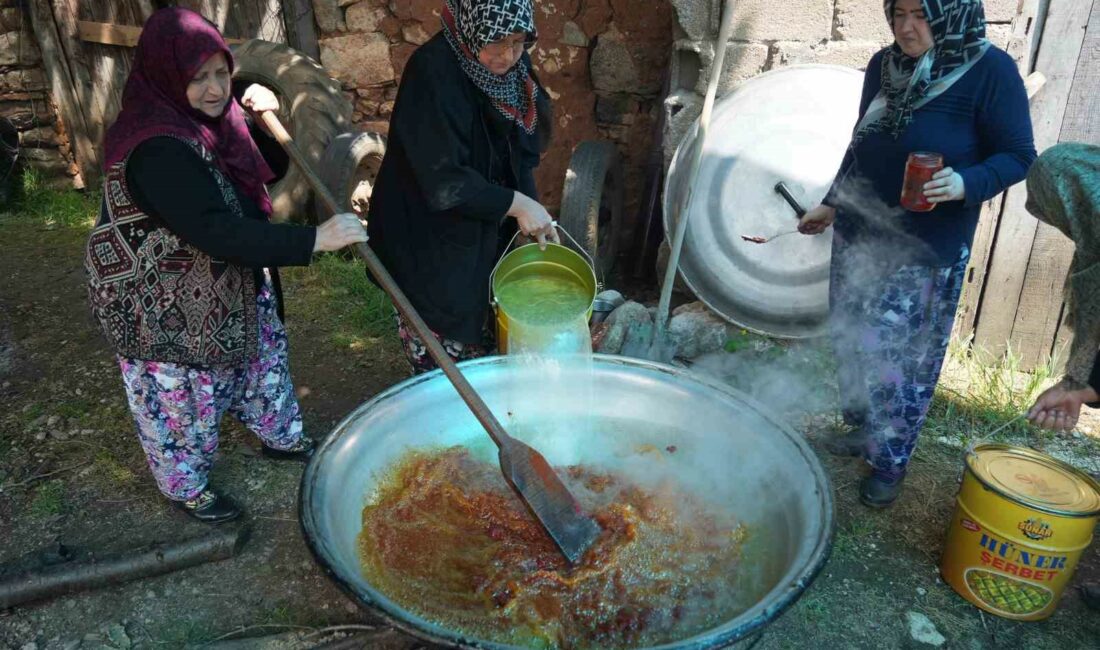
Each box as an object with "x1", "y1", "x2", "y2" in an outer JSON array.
[
  {"x1": 367, "y1": 0, "x2": 556, "y2": 374},
  {"x1": 797, "y1": 0, "x2": 1036, "y2": 508}
]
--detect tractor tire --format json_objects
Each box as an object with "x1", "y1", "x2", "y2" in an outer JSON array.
[
  {"x1": 231, "y1": 39, "x2": 352, "y2": 223},
  {"x1": 559, "y1": 140, "x2": 624, "y2": 279},
  {"x1": 312, "y1": 130, "x2": 387, "y2": 222}
]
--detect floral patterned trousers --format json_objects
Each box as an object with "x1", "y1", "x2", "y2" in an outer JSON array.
[
  {"x1": 394, "y1": 311, "x2": 495, "y2": 375},
  {"x1": 119, "y1": 280, "x2": 304, "y2": 501},
  {"x1": 830, "y1": 235, "x2": 969, "y2": 481}
]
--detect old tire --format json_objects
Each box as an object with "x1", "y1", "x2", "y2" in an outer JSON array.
[
  {"x1": 559, "y1": 140, "x2": 623, "y2": 278},
  {"x1": 231, "y1": 39, "x2": 352, "y2": 223},
  {"x1": 312, "y1": 130, "x2": 387, "y2": 222}
]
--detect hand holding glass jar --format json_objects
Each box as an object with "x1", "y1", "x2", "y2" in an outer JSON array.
[{"x1": 901, "y1": 152, "x2": 967, "y2": 211}]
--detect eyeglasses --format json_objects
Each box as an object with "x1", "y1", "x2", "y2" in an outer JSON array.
[{"x1": 482, "y1": 35, "x2": 536, "y2": 57}]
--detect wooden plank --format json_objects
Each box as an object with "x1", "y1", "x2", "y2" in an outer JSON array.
[
  {"x1": 1006, "y1": 0, "x2": 1096, "y2": 368},
  {"x1": 25, "y1": 0, "x2": 97, "y2": 186},
  {"x1": 77, "y1": 20, "x2": 246, "y2": 46},
  {"x1": 953, "y1": 0, "x2": 1043, "y2": 343},
  {"x1": 973, "y1": 0, "x2": 1092, "y2": 362},
  {"x1": 77, "y1": 21, "x2": 141, "y2": 47},
  {"x1": 954, "y1": 194, "x2": 1004, "y2": 341},
  {"x1": 1060, "y1": 0, "x2": 1100, "y2": 143}
]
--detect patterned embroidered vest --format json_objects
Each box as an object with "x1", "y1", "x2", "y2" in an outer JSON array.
[{"x1": 85, "y1": 137, "x2": 258, "y2": 366}]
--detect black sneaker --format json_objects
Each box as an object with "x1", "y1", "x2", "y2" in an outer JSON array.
[
  {"x1": 261, "y1": 435, "x2": 316, "y2": 462},
  {"x1": 173, "y1": 489, "x2": 241, "y2": 524},
  {"x1": 1079, "y1": 583, "x2": 1100, "y2": 612},
  {"x1": 859, "y1": 474, "x2": 905, "y2": 509}
]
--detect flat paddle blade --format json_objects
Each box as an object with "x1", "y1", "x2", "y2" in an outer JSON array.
[{"x1": 498, "y1": 439, "x2": 601, "y2": 564}]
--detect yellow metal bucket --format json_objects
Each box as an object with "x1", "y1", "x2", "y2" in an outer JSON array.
[
  {"x1": 490, "y1": 236, "x2": 597, "y2": 355},
  {"x1": 940, "y1": 443, "x2": 1100, "y2": 621}
]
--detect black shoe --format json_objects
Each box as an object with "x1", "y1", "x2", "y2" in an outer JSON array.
[
  {"x1": 173, "y1": 489, "x2": 241, "y2": 524},
  {"x1": 842, "y1": 409, "x2": 868, "y2": 429},
  {"x1": 261, "y1": 435, "x2": 315, "y2": 462},
  {"x1": 859, "y1": 475, "x2": 905, "y2": 509},
  {"x1": 1080, "y1": 583, "x2": 1100, "y2": 612}
]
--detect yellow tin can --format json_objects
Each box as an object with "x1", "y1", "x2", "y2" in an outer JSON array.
[{"x1": 940, "y1": 443, "x2": 1100, "y2": 620}]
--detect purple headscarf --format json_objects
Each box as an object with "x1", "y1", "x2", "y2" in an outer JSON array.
[{"x1": 103, "y1": 7, "x2": 274, "y2": 215}]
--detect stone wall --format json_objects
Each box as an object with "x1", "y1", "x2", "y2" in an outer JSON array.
[
  {"x1": 313, "y1": 0, "x2": 673, "y2": 214},
  {"x1": 664, "y1": 0, "x2": 1019, "y2": 162},
  {"x1": 0, "y1": 0, "x2": 78, "y2": 190}
]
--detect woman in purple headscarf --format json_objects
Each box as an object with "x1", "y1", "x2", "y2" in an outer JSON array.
[{"x1": 85, "y1": 8, "x2": 367, "y2": 523}]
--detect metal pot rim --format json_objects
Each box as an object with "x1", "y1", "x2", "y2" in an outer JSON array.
[{"x1": 299, "y1": 355, "x2": 835, "y2": 649}]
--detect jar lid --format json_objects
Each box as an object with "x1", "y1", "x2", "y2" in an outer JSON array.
[{"x1": 967, "y1": 444, "x2": 1100, "y2": 517}]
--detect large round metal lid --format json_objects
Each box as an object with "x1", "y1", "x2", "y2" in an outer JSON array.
[
  {"x1": 967, "y1": 444, "x2": 1100, "y2": 517},
  {"x1": 663, "y1": 65, "x2": 863, "y2": 338}
]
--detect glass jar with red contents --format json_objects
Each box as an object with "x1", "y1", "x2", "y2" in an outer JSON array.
[{"x1": 900, "y1": 152, "x2": 944, "y2": 212}]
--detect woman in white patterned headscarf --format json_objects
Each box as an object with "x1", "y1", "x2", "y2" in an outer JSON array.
[
  {"x1": 367, "y1": 0, "x2": 556, "y2": 374},
  {"x1": 797, "y1": 0, "x2": 1036, "y2": 508}
]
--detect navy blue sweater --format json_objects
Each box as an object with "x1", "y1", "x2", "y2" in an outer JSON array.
[{"x1": 826, "y1": 47, "x2": 1036, "y2": 266}]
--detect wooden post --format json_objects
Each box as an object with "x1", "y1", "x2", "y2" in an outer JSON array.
[
  {"x1": 282, "y1": 0, "x2": 320, "y2": 60},
  {"x1": 24, "y1": 0, "x2": 98, "y2": 186},
  {"x1": 972, "y1": 0, "x2": 1094, "y2": 366}
]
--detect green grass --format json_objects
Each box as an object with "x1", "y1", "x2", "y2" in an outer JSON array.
[
  {"x1": 28, "y1": 479, "x2": 65, "y2": 517},
  {"x1": 923, "y1": 337, "x2": 1061, "y2": 446},
  {"x1": 0, "y1": 167, "x2": 99, "y2": 229},
  {"x1": 281, "y1": 252, "x2": 400, "y2": 355}
]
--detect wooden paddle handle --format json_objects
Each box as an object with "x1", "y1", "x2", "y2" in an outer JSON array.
[{"x1": 259, "y1": 111, "x2": 511, "y2": 448}]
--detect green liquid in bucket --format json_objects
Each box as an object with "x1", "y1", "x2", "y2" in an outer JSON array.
[{"x1": 496, "y1": 273, "x2": 590, "y2": 326}]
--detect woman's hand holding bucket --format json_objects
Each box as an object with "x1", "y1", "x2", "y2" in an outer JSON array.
[{"x1": 509, "y1": 191, "x2": 561, "y2": 250}]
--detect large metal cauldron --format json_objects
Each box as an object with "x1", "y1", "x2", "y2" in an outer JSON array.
[{"x1": 300, "y1": 356, "x2": 834, "y2": 648}]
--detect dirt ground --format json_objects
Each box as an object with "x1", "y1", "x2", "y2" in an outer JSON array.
[{"x1": 2, "y1": 212, "x2": 1100, "y2": 649}]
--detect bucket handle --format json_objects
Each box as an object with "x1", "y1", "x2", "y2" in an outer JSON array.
[
  {"x1": 959, "y1": 413, "x2": 1028, "y2": 481},
  {"x1": 489, "y1": 222, "x2": 602, "y2": 306}
]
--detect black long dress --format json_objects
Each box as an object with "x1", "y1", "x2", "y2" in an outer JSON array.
[{"x1": 367, "y1": 32, "x2": 549, "y2": 344}]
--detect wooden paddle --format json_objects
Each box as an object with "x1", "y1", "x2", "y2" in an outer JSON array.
[{"x1": 259, "y1": 112, "x2": 600, "y2": 563}]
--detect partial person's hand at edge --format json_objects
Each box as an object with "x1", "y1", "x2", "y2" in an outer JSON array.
[
  {"x1": 798, "y1": 205, "x2": 836, "y2": 235},
  {"x1": 314, "y1": 213, "x2": 369, "y2": 252}
]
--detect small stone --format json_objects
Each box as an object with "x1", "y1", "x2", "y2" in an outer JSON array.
[
  {"x1": 597, "y1": 301, "x2": 652, "y2": 355},
  {"x1": 320, "y1": 32, "x2": 395, "y2": 87},
  {"x1": 20, "y1": 643, "x2": 37, "y2": 650},
  {"x1": 344, "y1": 600, "x2": 358, "y2": 614},
  {"x1": 62, "y1": 640, "x2": 80, "y2": 650},
  {"x1": 107, "y1": 623, "x2": 131, "y2": 649},
  {"x1": 344, "y1": 3, "x2": 386, "y2": 32},
  {"x1": 917, "y1": 587, "x2": 927, "y2": 596},
  {"x1": 402, "y1": 24, "x2": 432, "y2": 45},
  {"x1": 34, "y1": 431, "x2": 47, "y2": 441},
  {"x1": 145, "y1": 590, "x2": 156, "y2": 599},
  {"x1": 80, "y1": 429, "x2": 93, "y2": 436},
  {"x1": 22, "y1": 403, "x2": 33, "y2": 413},
  {"x1": 46, "y1": 415, "x2": 61, "y2": 427},
  {"x1": 667, "y1": 302, "x2": 728, "y2": 359},
  {"x1": 2, "y1": 381, "x2": 10, "y2": 389},
  {"x1": 589, "y1": 26, "x2": 640, "y2": 94},
  {"x1": 560, "y1": 21, "x2": 587, "y2": 47},
  {"x1": 906, "y1": 611, "x2": 946, "y2": 647},
  {"x1": 49, "y1": 430, "x2": 68, "y2": 441}
]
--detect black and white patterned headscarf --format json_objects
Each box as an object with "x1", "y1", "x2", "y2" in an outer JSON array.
[
  {"x1": 854, "y1": 0, "x2": 991, "y2": 142},
  {"x1": 441, "y1": 0, "x2": 539, "y2": 134}
]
